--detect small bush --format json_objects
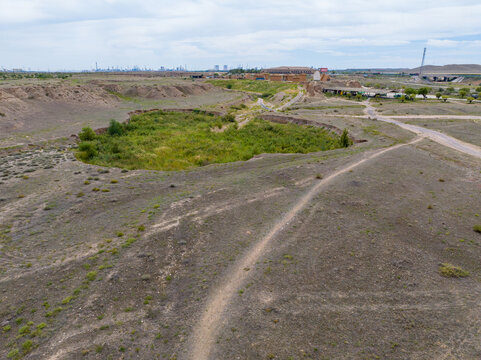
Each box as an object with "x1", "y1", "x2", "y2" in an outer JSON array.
[
  {"x1": 439, "y1": 263, "x2": 469, "y2": 278},
  {"x1": 137, "y1": 225, "x2": 145, "y2": 231},
  {"x1": 22, "y1": 340, "x2": 33, "y2": 352},
  {"x1": 18, "y1": 325, "x2": 30, "y2": 335},
  {"x1": 3, "y1": 325, "x2": 11, "y2": 332},
  {"x1": 339, "y1": 129, "x2": 352, "y2": 148},
  {"x1": 473, "y1": 225, "x2": 481, "y2": 233},
  {"x1": 121, "y1": 238, "x2": 136, "y2": 248},
  {"x1": 108, "y1": 119, "x2": 124, "y2": 136},
  {"x1": 79, "y1": 127, "x2": 96, "y2": 141},
  {"x1": 61, "y1": 296, "x2": 74, "y2": 305},
  {"x1": 222, "y1": 114, "x2": 236, "y2": 122},
  {"x1": 7, "y1": 349, "x2": 19, "y2": 359},
  {"x1": 78, "y1": 141, "x2": 97, "y2": 160},
  {"x1": 86, "y1": 271, "x2": 97, "y2": 281}
]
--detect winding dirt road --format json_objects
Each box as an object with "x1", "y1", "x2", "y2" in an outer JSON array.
[
  {"x1": 364, "y1": 101, "x2": 481, "y2": 159},
  {"x1": 187, "y1": 137, "x2": 422, "y2": 360}
]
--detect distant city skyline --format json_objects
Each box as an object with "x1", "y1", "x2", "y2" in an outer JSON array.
[{"x1": 1, "y1": 0, "x2": 481, "y2": 71}]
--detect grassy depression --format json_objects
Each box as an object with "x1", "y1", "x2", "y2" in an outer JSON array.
[
  {"x1": 76, "y1": 110, "x2": 347, "y2": 171},
  {"x1": 207, "y1": 79, "x2": 298, "y2": 98}
]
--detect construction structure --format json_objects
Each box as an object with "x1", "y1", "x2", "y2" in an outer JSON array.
[
  {"x1": 263, "y1": 66, "x2": 315, "y2": 75},
  {"x1": 243, "y1": 72, "x2": 308, "y2": 82}
]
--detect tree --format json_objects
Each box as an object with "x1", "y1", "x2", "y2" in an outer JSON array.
[
  {"x1": 442, "y1": 95, "x2": 448, "y2": 102},
  {"x1": 355, "y1": 93, "x2": 363, "y2": 101},
  {"x1": 476, "y1": 86, "x2": 481, "y2": 93},
  {"x1": 445, "y1": 87, "x2": 454, "y2": 94},
  {"x1": 79, "y1": 127, "x2": 96, "y2": 141},
  {"x1": 405, "y1": 88, "x2": 416, "y2": 100},
  {"x1": 108, "y1": 119, "x2": 123, "y2": 136},
  {"x1": 417, "y1": 87, "x2": 429, "y2": 99},
  {"x1": 435, "y1": 92, "x2": 442, "y2": 100},
  {"x1": 339, "y1": 129, "x2": 351, "y2": 148},
  {"x1": 458, "y1": 89, "x2": 468, "y2": 98},
  {"x1": 467, "y1": 97, "x2": 474, "y2": 104},
  {"x1": 399, "y1": 95, "x2": 406, "y2": 103}
]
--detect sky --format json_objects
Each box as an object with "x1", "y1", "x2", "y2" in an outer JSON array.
[{"x1": 1, "y1": 0, "x2": 481, "y2": 71}]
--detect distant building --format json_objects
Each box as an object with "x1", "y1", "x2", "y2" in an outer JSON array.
[
  {"x1": 223, "y1": 65, "x2": 228, "y2": 71},
  {"x1": 313, "y1": 71, "x2": 321, "y2": 81},
  {"x1": 263, "y1": 66, "x2": 315, "y2": 75},
  {"x1": 214, "y1": 65, "x2": 220, "y2": 71}
]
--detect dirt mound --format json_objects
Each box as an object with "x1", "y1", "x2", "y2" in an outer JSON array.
[
  {"x1": 100, "y1": 83, "x2": 215, "y2": 99},
  {"x1": 305, "y1": 82, "x2": 326, "y2": 97},
  {"x1": 0, "y1": 84, "x2": 118, "y2": 118}
]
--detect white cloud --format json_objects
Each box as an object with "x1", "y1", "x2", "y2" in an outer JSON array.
[{"x1": 0, "y1": 0, "x2": 480, "y2": 69}]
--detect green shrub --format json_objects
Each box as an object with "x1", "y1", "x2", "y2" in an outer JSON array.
[
  {"x1": 439, "y1": 263, "x2": 469, "y2": 278},
  {"x1": 339, "y1": 129, "x2": 352, "y2": 148},
  {"x1": 61, "y1": 296, "x2": 74, "y2": 305},
  {"x1": 18, "y1": 325, "x2": 30, "y2": 335},
  {"x1": 22, "y1": 340, "x2": 33, "y2": 352},
  {"x1": 86, "y1": 271, "x2": 97, "y2": 281},
  {"x1": 79, "y1": 127, "x2": 96, "y2": 141},
  {"x1": 78, "y1": 141, "x2": 97, "y2": 160},
  {"x1": 222, "y1": 114, "x2": 236, "y2": 122},
  {"x1": 108, "y1": 119, "x2": 123, "y2": 136},
  {"x1": 7, "y1": 349, "x2": 19, "y2": 358},
  {"x1": 474, "y1": 225, "x2": 481, "y2": 233}
]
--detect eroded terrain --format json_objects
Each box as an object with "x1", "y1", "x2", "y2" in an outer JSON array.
[{"x1": 0, "y1": 75, "x2": 480, "y2": 360}]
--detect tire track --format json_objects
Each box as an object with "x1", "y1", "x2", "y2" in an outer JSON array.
[{"x1": 187, "y1": 137, "x2": 422, "y2": 360}]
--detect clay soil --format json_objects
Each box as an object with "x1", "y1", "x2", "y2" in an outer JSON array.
[{"x1": 0, "y1": 76, "x2": 480, "y2": 360}]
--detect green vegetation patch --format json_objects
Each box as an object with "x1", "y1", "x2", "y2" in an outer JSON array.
[
  {"x1": 76, "y1": 111, "x2": 346, "y2": 171},
  {"x1": 207, "y1": 79, "x2": 297, "y2": 98},
  {"x1": 439, "y1": 263, "x2": 469, "y2": 278}
]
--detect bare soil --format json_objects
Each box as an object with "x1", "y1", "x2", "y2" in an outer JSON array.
[{"x1": 0, "y1": 75, "x2": 480, "y2": 360}]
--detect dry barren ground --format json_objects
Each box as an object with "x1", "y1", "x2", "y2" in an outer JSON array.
[{"x1": 0, "y1": 78, "x2": 480, "y2": 360}]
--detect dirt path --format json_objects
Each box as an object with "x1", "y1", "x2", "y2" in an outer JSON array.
[
  {"x1": 278, "y1": 86, "x2": 304, "y2": 111},
  {"x1": 187, "y1": 137, "x2": 422, "y2": 360},
  {"x1": 364, "y1": 100, "x2": 481, "y2": 159}
]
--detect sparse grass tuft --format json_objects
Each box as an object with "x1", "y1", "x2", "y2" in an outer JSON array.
[
  {"x1": 86, "y1": 271, "x2": 97, "y2": 281},
  {"x1": 22, "y1": 340, "x2": 33, "y2": 353},
  {"x1": 61, "y1": 296, "x2": 74, "y2": 305},
  {"x1": 121, "y1": 237, "x2": 136, "y2": 248},
  {"x1": 439, "y1": 263, "x2": 469, "y2": 278}
]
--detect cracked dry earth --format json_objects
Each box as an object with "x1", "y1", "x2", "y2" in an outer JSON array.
[{"x1": 1, "y1": 90, "x2": 481, "y2": 360}]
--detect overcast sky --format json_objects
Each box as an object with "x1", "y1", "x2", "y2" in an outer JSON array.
[{"x1": 1, "y1": 0, "x2": 481, "y2": 71}]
